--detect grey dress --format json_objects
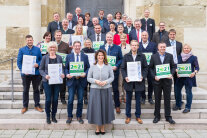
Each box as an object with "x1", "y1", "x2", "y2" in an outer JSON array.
[{"x1": 87, "y1": 64, "x2": 115, "y2": 125}]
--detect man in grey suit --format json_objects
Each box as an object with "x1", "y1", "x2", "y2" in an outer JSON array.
[
  {"x1": 152, "y1": 22, "x2": 169, "y2": 45},
  {"x1": 88, "y1": 24, "x2": 106, "y2": 43}
]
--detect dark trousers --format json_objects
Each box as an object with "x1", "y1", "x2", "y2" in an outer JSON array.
[
  {"x1": 112, "y1": 72, "x2": 120, "y2": 108},
  {"x1": 126, "y1": 90, "x2": 141, "y2": 118},
  {"x1": 142, "y1": 73, "x2": 153, "y2": 100},
  {"x1": 67, "y1": 79, "x2": 84, "y2": 118},
  {"x1": 59, "y1": 78, "x2": 66, "y2": 100},
  {"x1": 173, "y1": 73, "x2": 178, "y2": 100},
  {"x1": 21, "y1": 75, "x2": 41, "y2": 108},
  {"x1": 84, "y1": 82, "x2": 91, "y2": 99},
  {"x1": 176, "y1": 81, "x2": 193, "y2": 109},
  {"x1": 154, "y1": 80, "x2": 172, "y2": 119},
  {"x1": 43, "y1": 82, "x2": 60, "y2": 118}
]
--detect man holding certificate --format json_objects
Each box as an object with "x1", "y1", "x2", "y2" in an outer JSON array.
[
  {"x1": 65, "y1": 41, "x2": 90, "y2": 124},
  {"x1": 17, "y1": 35, "x2": 43, "y2": 114},
  {"x1": 149, "y1": 42, "x2": 176, "y2": 124},
  {"x1": 100, "y1": 32, "x2": 123, "y2": 114},
  {"x1": 121, "y1": 40, "x2": 148, "y2": 124}
]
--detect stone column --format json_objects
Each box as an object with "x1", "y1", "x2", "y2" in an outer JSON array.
[{"x1": 29, "y1": 0, "x2": 42, "y2": 44}]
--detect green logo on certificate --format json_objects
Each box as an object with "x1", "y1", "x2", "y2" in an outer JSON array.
[
  {"x1": 177, "y1": 63, "x2": 191, "y2": 77},
  {"x1": 143, "y1": 53, "x2": 152, "y2": 65},
  {"x1": 41, "y1": 43, "x2": 48, "y2": 54},
  {"x1": 156, "y1": 64, "x2": 171, "y2": 78},
  {"x1": 107, "y1": 56, "x2": 116, "y2": 67},
  {"x1": 56, "y1": 52, "x2": 67, "y2": 65},
  {"x1": 93, "y1": 41, "x2": 104, "y2": 51},
  {"x1": 70, "y1": 62, "x2": 84, "y2": 76}
]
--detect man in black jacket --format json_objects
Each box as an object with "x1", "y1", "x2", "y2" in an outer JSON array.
[
  {"x1": 121, "y1": 40, "x2": 148, "y2": 124},
  {"x1": 152, "y1": 22, "x2": 169, "y2": 44},
  {"x1": 149, "y1": 42, "x2": 176, "y2": 124}
]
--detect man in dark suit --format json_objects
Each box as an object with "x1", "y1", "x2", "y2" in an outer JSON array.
[
  {"x1": 141, "y1": 9, "x2": 155, "y2": 41},
  {"x1": 152, "y1": 22, "x2": 169, "y2": 44},
  {"x1": 47, "y1": 12, "x2": 62, "y2": 41},
  {"x1": 139, "y1": 31, "x2": 157, "y2": 105},
  {"x1": 100, "y1": 32, "x2": 123, "y2": 114},
  {"x1": 61, "y1": 19, "x2": 75, "y2": 34},
  {"x1": 103, "y1": 14, "x2": 114, "y2": 33},
  {"x1": 88, "y1": 24, "x2": 106, "y2": 43},
  {"x1": 124, "y1": 17, "x2": 135, "y2": 34},
  {"x1": 72, "y1": 7, "x2": 85, "y2": 24},
  {"x1": 98, "y1": 10, "x2": 107, "y2": 28},
  {"x1": 66, "y1": 12, "x2": 77, "y2": 29},
  {"x1": 121, "y1": 40, "x2": 148, "y2": 124},
  {"x1": 65, "y1": 41, "x2": 90, "y2": 124},
  {"x1": 129, "y1": 19, "x2": 143, "y2": 43},
  {"x1": 149, "y1": 42, "x2": 176, "y2": 124}
]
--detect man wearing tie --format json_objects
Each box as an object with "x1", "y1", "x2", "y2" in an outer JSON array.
[
  {"x1": 152, "y1": 22, "x2": 169, "y2": 44},
  {"x1": 149, "y1": 42, "x2": 176, "y2": 124},
  {"x1": 141, "y1": 9, "x2": 155, "y2": 41},
  {"x1": 88, "y1": 24, "x2": 106, "y2": 43},
  {"x1": 72, "y1": 7, "x2": 85, "y2": 24},
  {"x1": 65, "y1": 41, "x2": 90, "y2": 124},
  {"x1": 47, "y1": 12, "x2": 62, "y2": 41},
  {"x1": 66, "y1": 12, "x2": 77, "y2": 29},
  {"x1": 100, "y1": 32, "x2": 123, "y2": 114},
  {"x1": 129, "y1": 19, "x2": 143, "y2": 43},
  {"x1": 124, "y1": 17, "x2": 135, "y2": 34}
]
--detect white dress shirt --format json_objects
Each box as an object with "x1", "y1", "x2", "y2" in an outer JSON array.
[
  {"x1": 95, "y1": 33, "x2": 102, "y2": 41},
  {"x1": 142, "y1": 40, "x2": 149, "y2": 49}
]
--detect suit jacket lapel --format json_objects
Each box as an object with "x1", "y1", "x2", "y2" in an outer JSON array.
[
  {"x1": 80, "y1": 53, "x2": 84, "y2": 62},
  {"x1": 156, "y1": 53, "x2": 162, "y2": 64},
  {"x1": 71, "y1": 53, "x2": 75, "y2": 62},
  {"x1": 163, "y1": 53, "x2": 168, "y2": 64}
]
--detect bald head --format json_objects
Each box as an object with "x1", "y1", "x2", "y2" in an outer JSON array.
[
  {"x1": 141, "y1": 31, "x2": 149, "y2": 43},
  {"x1": 107, "y1": 14, "x2": 113, "y2": 22}
]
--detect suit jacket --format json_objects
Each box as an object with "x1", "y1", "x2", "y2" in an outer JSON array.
[
  {"x1": 87, "y1": 26, "x2": 105, "y2": 38},
  {"x1": 88, "y1": 33, "x2": 106, "y2": 43},
  {"x1": 65, "y1": 52, "x2": 90, "y2": 87},
  {"x1": 166, "y1": 40, "x2": 183, "y2": 56},
  {"x1": 129, "y1": 29, "x2": 143, "y2": 42},
  {"x1": 72, "y1": 14, "x2": 85, "y2": 24},
  {"x1": 47, "y1": 21, "x2": 62, "y2": 41},
  {"x1": 149, "y1": 52, "x2": 176, "y2": 85},
  {"x1": 141, "y1": 18, "x2": 155, "y2": 41},
  {"x1": 124, "y1": 25, "x2": 135, "y2": 34},
  {"x1": 85, "y1": 20, "x2": 93, "y2": 27},
  {"x1": 139, "y1": 41, "x2": 157, "y2": 54},
  {"x1": 103, "y1": 21, "x2": 117, "y2": 33},
  {"x1": 121, "y1": 51, "x2": 148, "y2": 92},
  {"x1": 100, "y1": 44, "x2": 123, "y2": 74},
  {"x1": 39, "y1": 54, "x2": 64, "y2": 82},
  {"x1": 152, "y1": 30, "x2": 169, "y2": 44},
  {"x1": 68, "y1": 20, "x2": 77, "y2": 29}
]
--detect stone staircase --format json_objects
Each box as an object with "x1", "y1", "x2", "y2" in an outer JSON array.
[{"x1": 0, "y1": 71, "x2": 207, "y2": 130}]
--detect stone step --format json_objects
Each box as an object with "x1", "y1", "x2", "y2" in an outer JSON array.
[
  {"x1": 0, "y1": 109, "x2": 206, "y2": 120},
  {"x1": 0, "y1": 99, "x2": 207, "y2": 109},
  {"x1": 0, "y1": 118, "x2": 207, "y2": 130}
]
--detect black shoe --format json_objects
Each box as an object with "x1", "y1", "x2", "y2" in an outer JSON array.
[
  {"x1": 52, "y1": 117, "x2": 57, "y2": 123},
  {"x1": 100, "y1": 131, "x2": 105, "y2": 135},
  {"x1": 95, "y1": 131, "x2": 100, "y2": 135},
  {"x1": 84, "y1": 98, "x2": 88, "y2": 105},
  {"x1": 46, "y1": 118, "x2": 51, "y2": 124},
  {"x1": 173, "y1": 106, "x2": 181, "y2": 111},
  {"x1": 166, "y1": 118, "x2": 176, "y2": 124},
  {"x1": 61, "y1": 99, "x2": 67, "y2": 104},
  {"x1": 141, "y1": 98, "x2": 145, "y2": 104},
  {"x1": 66, "y1": 117, "x2": 72, "y2": 124},
  {"x1": 183, "y1": 108, "x2": 190, "y2": 113},
  {"x1": 40, "y1": 89, "x2": 44, "y2": 94},
  {"x1": 153, "y1": 118, "x2": 160, "y2": 123},
  {"x1": 148, "y1": 99, "x2": 154, "y2": 104},
  {"x1": 77, "y1": 117, "x2": 84, "y2": 124}
]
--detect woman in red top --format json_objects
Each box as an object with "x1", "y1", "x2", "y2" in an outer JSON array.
[{"x1": 113, "y1": 24, "x2": 130, "y2": 45}]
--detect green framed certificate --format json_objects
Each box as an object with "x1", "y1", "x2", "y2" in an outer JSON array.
[
  {"x1": 177, "y1": 63, "x2": 192, "y2": 77},
  {"x1": 56, "y1": 52, "x2": 67, "y2": 66},
  {"x1": 107, "y1": 56, "x2": 116, "y2": 67},
  {"x1": 156, "y1": 64, "x2": 171, "y2": 79},
  {"x1": 93, "y1": 41, "x2": 104, "y2": 51},
  {"x1": 143, "y1": 52, "x2": 152, "y2": 65},
  {"x1": 70, "y1": 62, "x2": 84, "y2": 76},
  {"x1": 40, "y1": 43, "x2": 48, "y2": 54}
]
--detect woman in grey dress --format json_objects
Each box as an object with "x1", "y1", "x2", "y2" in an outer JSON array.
[{"x1": 87, "y1": 49, "x2": 115, "y2": 135}]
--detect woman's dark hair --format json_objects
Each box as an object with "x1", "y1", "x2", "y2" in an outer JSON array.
[
  {"x1": 43, "y1": 32, "x2": 51, "y2": 39},
  {"x1": 94, "y1": 49, "x2": 108, "y2": 65},
  {"x1": 85, "y1": 12, "x2": 91, "y2": 17},
  {"x1": 114, "y1": 11, "x2": 122, "y2": 19},
  {"x1": 109, "y1": 22, "x2": 116, "y2": 26}
]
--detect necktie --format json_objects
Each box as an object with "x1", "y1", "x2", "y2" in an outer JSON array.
[
  {"x1": 145, "y1": 19, "x2": 148, "y2": 31},
  {"x1": 97, "y1": 34, "x2": 100, "y2": 41},
  {"x1": 171, "y1": 41, "x2": 175, "y2": 46},
  {"x1": 107, "y1": 45, "x2": 111, "y2": 55},
  {"x1": 57, "y1": 22, "x2": 60, "y2": 30},
  {"x1": 76, "y1": 54, "x2": 79, "y2": 62},
  {"x1": 137, "y1": 30, "x2": 140, "y2": 42},
  {"x1": 77, "y1": 14, "x2": 79, "y2": 20}
]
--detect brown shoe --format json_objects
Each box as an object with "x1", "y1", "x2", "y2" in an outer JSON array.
[
  {"x1": 21, "y1": 107, "x2": 28, "y2": 114},
  {"x1": 136, "y1": 118, "x2": 143, "y2": 124},
  {"x1": 116, "y1": 107, "x2": 121, "y2": 114},
  {"x1": 35, "y1": 106, "x2": 44, "y2": 112},
  {"x1": 125, "y1": 117, "x2": 131, "y2": 124}
]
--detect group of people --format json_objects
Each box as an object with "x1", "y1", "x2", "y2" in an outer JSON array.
[{"x1": 17, "y1": 7, "x2": 199, "y2": 135}]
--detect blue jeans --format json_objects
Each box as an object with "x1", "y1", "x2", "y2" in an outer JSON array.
[
  {"x1": 176, "y1": 81, "x2": 193, "y2": 109},
  {"x1": 126, "y1": 91, "x2": 141, "y2": 118},
  {"x1": 67, "y1": 79, "x2": 84, "y2": 118},
  {"x1": 43, "y1": 82, "x2": 60, "y2": 118}
]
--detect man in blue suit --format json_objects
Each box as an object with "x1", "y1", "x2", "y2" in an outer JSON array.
[
  {"x1": 65, "y1": 41, "x2": 90, "y2": 124},
  {"x1": 129, "y1": 19, "x2": 143, "y2": 43},
  {"x1": 100, "y1": 32, "x2": 123, "y2": 114},
  {"x1": 139, "y1": 31, "x2": 157, "y2": 105}
]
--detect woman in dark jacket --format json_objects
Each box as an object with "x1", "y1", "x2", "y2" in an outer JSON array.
[
  {"x1": 39, "y1": 41, "x2": 65, "y2": 124},
  {"x1": 173, "y1": 44, "x2": 199, "y2": 113}
]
